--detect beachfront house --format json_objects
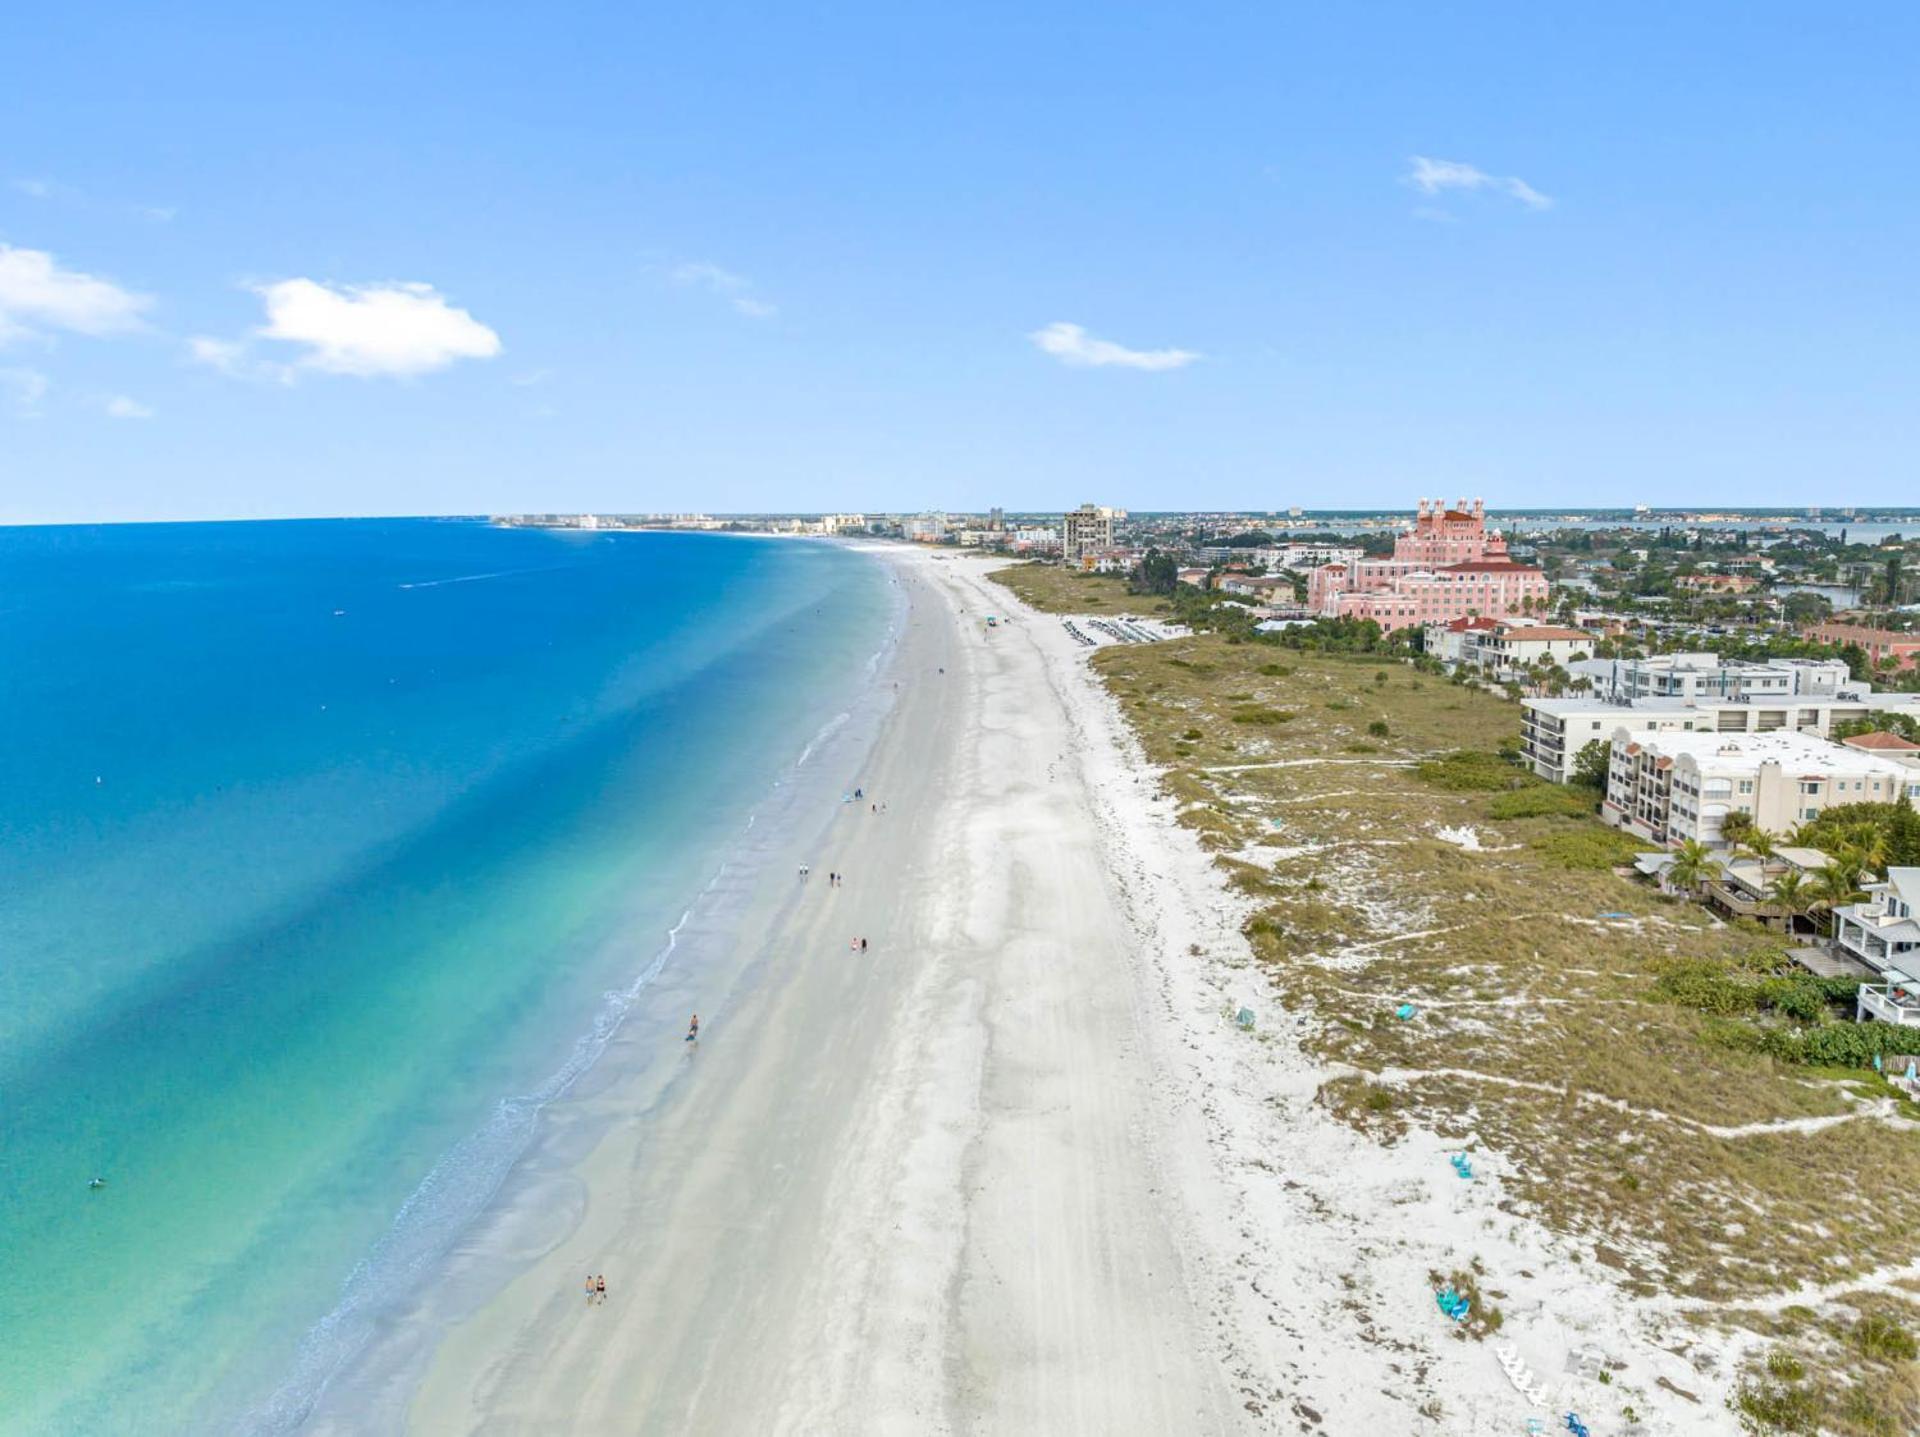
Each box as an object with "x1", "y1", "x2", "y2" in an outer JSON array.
[
  {"x1": 1699, "y1": 845, "x2": 1831, "y2": 934},
  {"x1": 1833, "y1": 868, "x2": 1920, "y2": 978}
]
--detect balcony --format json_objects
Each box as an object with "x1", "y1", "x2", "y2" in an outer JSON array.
[
  {"x1": 1858, "y1": 983, "x2": 1920, "y2": 1027},
  {"x1": 1702, "y1": 879, "x2": 1787, "y2": 928}
]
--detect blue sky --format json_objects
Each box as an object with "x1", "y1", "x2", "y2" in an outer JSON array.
[{"x1": 4, "y1": 3, "x2": 1918, "y2": 522}]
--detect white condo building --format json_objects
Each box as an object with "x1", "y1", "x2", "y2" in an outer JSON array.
[{"x1": 1600, "y1": 729, "x2": 1920, "y2": 849}]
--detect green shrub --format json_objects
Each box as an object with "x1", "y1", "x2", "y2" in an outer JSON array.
[
  {"x1": 1486, "y1": 785, "x2": 1597, "y2": 820},
  {"x1": 1653, "y1": 961, "x2": 1761, "y2": 1016},
  {"x1": 1258, "y1": 663, "x2": 1293, "y2": 677},
  {"x1": 1854, "y1": 1313, "x2": 1918, "y2": 1362},
  {"x1": 1367, "y1": 719, "x2": 1391, "y2": 737},
  {"x1": 1755, "y1": 977, "x2": 1827, "y2": 1024},
  {"x1": 1709, "y1": 1016, "x2": 1916, "y2": 1069},
  {"x1": 1417, "y1": 750, "x2": 1522, "y2": 792},
  {"x1": 1230, "y1": 706, "x2": 1296, "y2": 725},
  {"x1": 1732, "y1": 1378, "x2": 1822, "y2": 1434},
  {"x1": 1766, "y1": 1351, "x2": 1806, "y2": 1382}
]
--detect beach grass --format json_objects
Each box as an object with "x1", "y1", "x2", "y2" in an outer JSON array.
[
  {"x1": 1088, "y1": 633, "x2": 1920, "y2": 1424},
  {"x1": 989, "y1": 563, "x2": 1168, "y2": 616}
]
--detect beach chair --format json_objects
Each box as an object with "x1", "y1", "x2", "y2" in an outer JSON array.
[{"x1": 1236, "y1": 1007, "x2": 1256, "y2": 1031}]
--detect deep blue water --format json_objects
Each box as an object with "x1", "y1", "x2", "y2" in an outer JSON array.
[{"x1": 0, "y1": 520, "x2": 890, "y2": 1434}]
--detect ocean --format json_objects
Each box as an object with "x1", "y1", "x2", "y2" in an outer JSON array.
[{"x1": 0, "y1": 520, "x2": 894, "y2": 1435}]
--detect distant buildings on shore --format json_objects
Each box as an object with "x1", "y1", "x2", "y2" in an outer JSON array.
[{"x1": 1305, "y1": 498, "x2": 1549, "y2": 631}]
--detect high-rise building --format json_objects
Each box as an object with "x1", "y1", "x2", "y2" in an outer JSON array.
[
  {"x1": 988, "y1": 506, "x2": 1005, "y2": 532},
  {"x1": 1062, "y1": 503, "x2": 1121, "y2": 564}
]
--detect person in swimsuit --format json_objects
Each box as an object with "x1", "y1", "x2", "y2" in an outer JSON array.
[
  {"x1": 586, "y1": 1274, "x2": 596, "y2": 1306},
  {"x1": 686, "y1": 1014, "x2": 699, "y2": 1042},
  {"x1": 596, "y1": 1275, "x2": 607, "y2": 1303}
]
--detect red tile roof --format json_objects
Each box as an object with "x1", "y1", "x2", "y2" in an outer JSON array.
[{"x1": 1844, "y1": 732, "x2": 1920, "y2": 752}]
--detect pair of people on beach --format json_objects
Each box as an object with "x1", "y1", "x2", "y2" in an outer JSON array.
[
  {"x1": 584, "y1": 1274, "x2": 607, "y2": 1305},
  {"x1": 849, "y1": 936, "x2": 868, "y2": 953},
  {"x1": 827, "y1": 870, "x2": 844, "y2": 887}
]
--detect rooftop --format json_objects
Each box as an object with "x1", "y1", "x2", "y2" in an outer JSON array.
[
  {"x1": 1492, "y1": 625, "x2": 1590, "y2": 641},
  {"x1": 1843, "y1": 731, "x2": 1920, "y2": 752},
  {"x1": 1615, "y1": 728, "x2": 1920, "y2": 779}
]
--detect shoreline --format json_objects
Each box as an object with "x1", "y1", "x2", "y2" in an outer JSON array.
[
  {"x1": 320, "y1": 546, "x2": 1246, "y2": 1434},
  {"x1": 262, "y1": 552, "x2": 910, "y2": 1435}
]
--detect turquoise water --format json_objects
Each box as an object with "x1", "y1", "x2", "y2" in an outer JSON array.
[{"x1": 0, "y1": 521, "x2": 891, "y2": 1434}]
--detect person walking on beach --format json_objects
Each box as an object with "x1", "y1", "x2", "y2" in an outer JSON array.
[
  {"x1": 586, "y1": 1274, "x2": 597, "y2": 1306},
  {"x1": 860, "y1": 937, "x2": 868, "y2": 953},
  {"x1": 686, "y1": 1014, "x2": 699, "y2": 1043},
  {"x1": 596, "y1": 1275, "x2": 607, "y2": 1304}
]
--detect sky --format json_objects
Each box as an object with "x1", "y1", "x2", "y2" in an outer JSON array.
[{"x1": 3, "y1": 3, "x2": 1919, "y2": 523}]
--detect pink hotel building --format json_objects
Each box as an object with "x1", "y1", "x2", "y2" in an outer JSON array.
[{"x1": 1306, "y1": 498, "x2": 1549, "y2": 633}]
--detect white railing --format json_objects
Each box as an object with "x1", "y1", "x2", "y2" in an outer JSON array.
[{"x1": 1858, "y1": 986, "x2": 1920, "y2": 1027}]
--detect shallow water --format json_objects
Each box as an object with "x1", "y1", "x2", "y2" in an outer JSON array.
[{"x1": 0, "y1": 520, "x2": 890, "y2": 1434}]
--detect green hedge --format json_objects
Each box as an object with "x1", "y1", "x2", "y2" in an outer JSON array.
[{"x1": 1416, "y1": 750, "x2": 1524, "y2": 792}]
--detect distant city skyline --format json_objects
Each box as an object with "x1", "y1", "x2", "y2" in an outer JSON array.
[{"x1": 6, "y1": 4, "x2": 1920, "y2": 524}]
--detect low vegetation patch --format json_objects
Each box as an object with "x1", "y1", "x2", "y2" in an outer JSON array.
[
  {"x1": 1230, "y1": 706, "x2": 1296, "y2": 726},
  {"x1": 1416, "y1": 749, "x2": 1525, "y2": 792},
  {"x1": 1527, "y1": 826, "x2": 1645, "y2": 870},
  {"x1": 1486, "y1": 784, "x2": 1598, "y2": 820}
]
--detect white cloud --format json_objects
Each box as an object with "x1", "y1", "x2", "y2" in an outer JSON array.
[
  {"x1": 1028, "y1": 321, "x2": 1200, "y2": 372},
  {"x1": 12, "y1": 178, "x2": 53, "y2": 199},
  {"x1": 671, "y1": 261, "x2": 777, "y2": 318},
  {"x1": 0, "y1": 243, "x2": 152, "y2": 342},
  {"x1": 1, "y1": 367, "x2": 49, "y2": 417},
  {"x1": 249, "y1": 278, "x2": 502, "y2": 378},
  {"x1": 1404, "y1": 156, "x2": 1553, "y2": 211},
  {"x1": 105, "y1": 395, "x2": 155, "y2": 419}
]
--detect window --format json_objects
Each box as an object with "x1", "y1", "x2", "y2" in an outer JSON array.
[
  {"x1": 1804, "y1": 807, "x2": 1820, "y2": 821},
  {"x1": 1738, "y1": 780, "x2": 1754, "y2": 794}
]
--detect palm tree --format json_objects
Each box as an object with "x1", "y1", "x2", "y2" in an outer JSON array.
[
  {"x1": 1767, "y1": 870, "x2": 1810, "y2": 933},
  {"x1": 1664, "y1": 838, "x2": 1714, "y2": 897},
  {"x1": 1742, "y1": 828, "x2": 1778, "y2": 863},
  {"x1": 1719, "y1": 810, "x2": 1756, "y2": 848},
  {"x1": 1808, "y1": 863, "x2": 1869, "y2": 936}
]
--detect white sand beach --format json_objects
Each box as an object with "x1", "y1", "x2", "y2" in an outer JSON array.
[{"x1": 316, "y1": 546, "x2": 1740, "y2": 1435}]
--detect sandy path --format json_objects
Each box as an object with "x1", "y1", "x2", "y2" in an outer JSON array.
[{"x1": 395, "y1": 549, "x2": 1240, "y2": 1435}]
